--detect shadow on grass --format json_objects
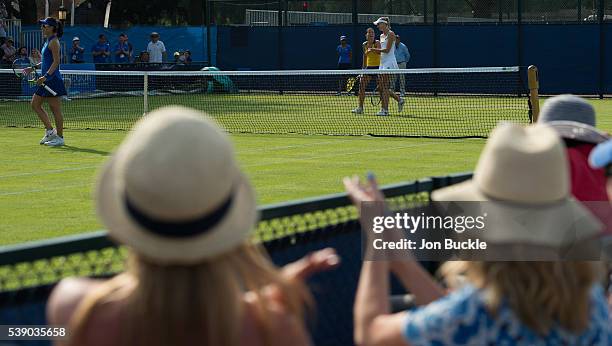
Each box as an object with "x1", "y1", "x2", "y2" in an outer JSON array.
[{"x1": 55, "y1": 145, "x2": 111, "y2": 156}]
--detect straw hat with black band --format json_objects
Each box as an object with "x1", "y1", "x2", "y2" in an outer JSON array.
[
  {"x1": 432, "y1": 122, "x2": 601, "y2": 250},
  {"x1": 97, "y1": 106, "x2": 258, "y2": 264}
]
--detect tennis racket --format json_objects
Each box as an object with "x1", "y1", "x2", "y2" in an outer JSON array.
[
  {"x1": 12, "y1": 59, "x2": 58, "y2": 96},
  {"x1": 370, "y1": 85, "x2": 381, "y2": 106}
]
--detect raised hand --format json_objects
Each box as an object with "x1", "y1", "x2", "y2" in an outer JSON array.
[{"x1": 281, "y1": 247, "x2": 340, "y2": 283}]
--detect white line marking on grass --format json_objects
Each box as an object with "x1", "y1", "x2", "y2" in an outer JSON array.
[
  {"x1": 0, "y1": 165, "x2": 100, "y2": 179},
  {"x1": 243, "y1": 141, "x2": 451, "y2": 168},
  {"x1": 238, "y1": 139, "x2": 356, "y2": 153},
  {"x1": 0, "y1": 182, "x2": 93, "y2": 196}
]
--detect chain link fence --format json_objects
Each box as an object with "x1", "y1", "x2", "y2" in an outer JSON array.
[{"x1": 206, "y1": 0, "x2": 609, "y2": 25}]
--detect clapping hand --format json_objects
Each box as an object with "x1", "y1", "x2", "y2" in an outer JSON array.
[
  {"x1": 343, "y1": 173, "x2": 385, "y2": 205},
  {"x1": 281, "y1": 248, "x2": 340, "y2": 283}
]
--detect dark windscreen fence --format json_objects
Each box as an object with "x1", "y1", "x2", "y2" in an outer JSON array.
[{"x1": 0, "y1": 67, "x2": 531, "y2": 138}]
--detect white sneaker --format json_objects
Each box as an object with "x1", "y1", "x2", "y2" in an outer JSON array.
[
  {"x1": 44, "y1": 136, "x2": 65, "y2": 147},
  {"x1": 376, "y1": 109, "x2": 389, "y2": 116},
  {"x1": 400, "y1": 92, "x2": 406, "y2": 97},
  {"x1": 351, "y1": 107, "x2": 364, "y2": 114},
  {"x1": 40, "y1": 128, "x2": 56, "y2": 145},
  {"x1": 398, "y1": 98, "x2": 405, "y2": 113}
]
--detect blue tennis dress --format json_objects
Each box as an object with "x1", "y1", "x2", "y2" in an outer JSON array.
[{"x1": 36, "y1": 35, "x2": 67, "y2": 97}]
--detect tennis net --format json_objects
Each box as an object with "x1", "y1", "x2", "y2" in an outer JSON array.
[{"x1": 0, "y1": 66, "x2": 535, "y2": 138}]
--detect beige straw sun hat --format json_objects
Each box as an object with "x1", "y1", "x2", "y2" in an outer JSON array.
[
  {"x1": 432, "y1": 122, "x2": 601, "y2": 248},
  {"x1": 96, "y1": 106, "x2": 258, "y2": 264}
]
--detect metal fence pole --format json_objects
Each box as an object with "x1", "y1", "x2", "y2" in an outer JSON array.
[
  {"x1": 424, "y1": 0, "x2": 428, "y2": 23},
  {"x1": 204, "y1": 0, "x2": 211, "y2": 66},
  {"x1": 517, "y1": 0, "x2": 523, "y2": 68},
  {"x1": 143, "y1": 72, "x2": 148, "y2": 115},
  {"x1": 278, "y1": 0, "x2": 283, "y2": 69},
  {"x1": 433, "y1": 0, "x2": 438, "y2": 68},
  {"x1": 598, "y1": 0, "x2": 605, "y2": 98},
  {"x1": 352, "y1": 0, "x2": 358, "y2": 68},
  {"x1": 283, "y1": 0, "x2": 288, "y2": 25}
]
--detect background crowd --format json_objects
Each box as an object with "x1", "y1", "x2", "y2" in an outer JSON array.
[{"x1": 0, "y1": 29, "x2": 192, "y2": 67}]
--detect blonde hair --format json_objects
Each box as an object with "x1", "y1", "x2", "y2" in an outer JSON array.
[
  {"x1": 67, "y1": 242, "x2": 311, "y2": 346},
  {"x1": 440, "y1": 261, "x2": 599, "y2": 335}
]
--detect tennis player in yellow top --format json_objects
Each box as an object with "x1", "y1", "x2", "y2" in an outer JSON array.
[{"x1": 352, "y1": 28, "x2": 381, "y2": 114}]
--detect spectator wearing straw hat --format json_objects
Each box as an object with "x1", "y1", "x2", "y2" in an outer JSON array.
[
  {"x1": 346, "y1": 122, "x2": 611, "y2": 345},
  {"x1": 46, "y1": 106, "x2": 340, "y2": 346},
  {"x1": 538, "y1": 94, "x2": 609, "y2": 202},
  {"x1": 69, "y1": 37, "x2": 85, "y2": 63},
  {"x1": 147, "y1": 32, "x2": 166, "y2": 63}
]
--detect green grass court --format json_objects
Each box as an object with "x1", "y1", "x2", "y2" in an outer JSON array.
[{"x1": 1, "y1": 97, "x2": 612, "y2": 246}]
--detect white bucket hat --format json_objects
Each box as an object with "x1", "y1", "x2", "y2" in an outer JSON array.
[
  {"x1": 432, "y1": 122, "x2": 601, "y2": 248},
  {"x1": 96, "y1": 106, "x2": 258, "y2": 264}
]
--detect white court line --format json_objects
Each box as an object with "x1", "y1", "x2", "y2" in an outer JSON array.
[
  {"x1": 0, "y1": 165, "x2": 100, "y2": 179},
  {"x1": 238, "y1": 139, "x2": 357, "y2": 153},
  {"x1": 0, "y1": 182, "x2": 92, "y2": 196},
  {"x1": 239, "y1": 136, "x2": 468, "y2": 155},
  {"x1": 243, "y1": 141, "x2": 451, "y2": 168},
  {"x1": 0, "y1": 159, "x2": 89, "y2": 165}
]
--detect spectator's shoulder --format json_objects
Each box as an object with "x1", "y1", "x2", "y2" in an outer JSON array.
[
  {"x1": 47, "y1": 277, "x2": 104, "y2": 325},
  {"x1": 243, "y1": 286, "x2": 311, "y2": 346}
]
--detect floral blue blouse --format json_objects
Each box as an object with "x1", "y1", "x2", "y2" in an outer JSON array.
[{"x1": 403, "y1": 284, "x2": 612, "y2": 345}]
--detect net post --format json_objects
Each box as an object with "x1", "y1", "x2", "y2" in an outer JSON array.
[
  {"x1": 143, "y1": 72, "x2": 149, "y2": 115},
  {"x1": 527, "y1": 65, "x2": 540, "y2": 123}
]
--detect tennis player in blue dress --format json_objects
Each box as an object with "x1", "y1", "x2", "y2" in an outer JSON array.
[{"x1": 27, "y1": 17, "x2": 67, "y2": 146}]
